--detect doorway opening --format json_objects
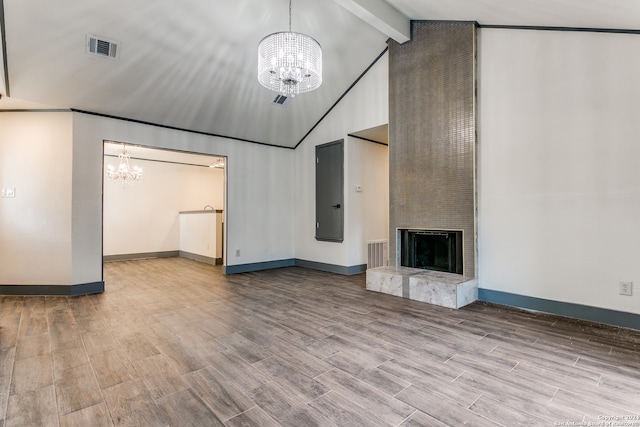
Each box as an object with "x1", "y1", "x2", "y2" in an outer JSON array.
[{"x1": 102, "y1": 141, "x2": 227, "y2": 270}]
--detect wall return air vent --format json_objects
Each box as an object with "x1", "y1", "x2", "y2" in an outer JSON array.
[{"x1": 86, "y1": 34, "x2": 120, "y2": 59}]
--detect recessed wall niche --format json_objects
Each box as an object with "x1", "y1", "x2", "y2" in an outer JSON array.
[{"x1": 388, "y1": 21, "x2": 477, "y2": 278}]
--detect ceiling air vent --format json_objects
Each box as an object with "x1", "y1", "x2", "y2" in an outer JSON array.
[
  {"x1": 272, "y1": 94, "x2": 291, "y2": 107},
  {"x1": 86, "y1": 34, "x2": 120, "y2": 59}
]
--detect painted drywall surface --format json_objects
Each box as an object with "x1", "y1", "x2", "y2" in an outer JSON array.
[
  {"x1": 72, "y1": 119, "x2": 103, "y2": 284},
  {"x1": 179, "y1": 211, "x2": 223, "y2": 258},
  {"x1": 346, "y1": 137, "x2": 389, "y2": 267},
  {"x1": 0, "y1": 112, "x2": 73, "y2": 285},
  {"x1": 294, "y1": 52, "x2": 389, "y2": 268},
  {"x1": 103, "y1": 157, "x2": 224, "y2": 256},
  {"x1": 477, "y1": 29, "x2": 640, "y2": 314},
  {"x1": 73, "y1": 112, "x2": 295, "y2": 274},
  {"x1": 178, "y1": 166, "x2": 224, "y2": 211}
]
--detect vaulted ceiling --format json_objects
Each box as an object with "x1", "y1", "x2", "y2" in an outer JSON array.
[{"x1": 1, "y1": 0, "x2": 639, "y2": 148}]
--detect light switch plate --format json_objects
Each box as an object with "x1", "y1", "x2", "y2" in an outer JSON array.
[{"x1": 1, "y1": 188, "x2": 15, "y2": 198}]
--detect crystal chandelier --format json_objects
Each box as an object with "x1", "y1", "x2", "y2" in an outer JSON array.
[
  {"x1": 257, "y1": 0, "x2": 322, "y2": 97},
  {"x1": 209, "y1": 158, "x2": 225, "y2": 169},
  {"x1": 105, "y1": 145, "x2": 143, "y2": 184}
]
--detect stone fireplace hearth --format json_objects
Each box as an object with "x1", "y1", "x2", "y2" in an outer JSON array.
[{"x1": 367, "y1": 266, "x2": 477, "y2": 309}]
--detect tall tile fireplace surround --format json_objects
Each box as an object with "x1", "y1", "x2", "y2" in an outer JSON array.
[{"x1": 366, "y1": 21, "x2": 478, "y2": 309}]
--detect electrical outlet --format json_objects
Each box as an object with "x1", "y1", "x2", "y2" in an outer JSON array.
[
  {"x1": 1, "y1": 187, "x2": 15, "y2": 198},
  {"x1": 620, "y1": 281, "x2": 633, "y2": 296},
  {"x1": 235, "y1": 249, "x2": 240, "y2": 257}
]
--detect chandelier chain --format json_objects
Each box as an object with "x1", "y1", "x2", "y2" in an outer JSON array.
[{"x1": 289, "y1": 0, "x2": 292, "y2": 32}]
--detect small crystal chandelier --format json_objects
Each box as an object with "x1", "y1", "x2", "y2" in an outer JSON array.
[
  {"x1": 209, "y1": 158, "x2": 225, "y2": 169},
  {"x1": 257, "y1": 0, "x2": 322, "y2": 97},
  {"x1": 105, "y1": 145, "x2": 143, "y2": 184}
]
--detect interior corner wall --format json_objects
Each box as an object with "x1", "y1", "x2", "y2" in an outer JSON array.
[
  {"x1": 0, "y1": 111, "x2": 74, "y2": 285},
  {"x1": 72, "y1": 112, "x2": 295, "y2": 273},
  {"x1": 477, "y1": 28, "x2": 640, "y2": 315},
  {"x1": 346, "y1": 137, "x2": 389, "y2": 267},
  {"x1": 294, "y1": 52, "x2": 389, "y2": 270},
  {"x1": 103, "y1": 158, "x2": 224, "y2": 257},
  {"x1": 72, "y1": 118, "x2": 103, "y2": 285},
  {"x1": 388, "y1": 22, "x2": 477, "y2": 278}
]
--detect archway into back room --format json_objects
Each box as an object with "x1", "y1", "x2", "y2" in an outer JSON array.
[
  {"x1": 102, "y1": 141, "x2": 227, "y2": 274},
  {"x1": 349, "y1": 124, "x2": 388, "y2": 146},
  {"x1": 347, "y1": 124, "x2": 389, "y2": 269}
]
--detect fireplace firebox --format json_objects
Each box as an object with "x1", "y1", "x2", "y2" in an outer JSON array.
[{"x1": 399, "y1": 229, "x2": 463, "y2": 275}]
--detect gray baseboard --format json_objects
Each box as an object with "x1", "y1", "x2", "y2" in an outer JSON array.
[
  {"x1": 103, "y1": 251, "x2": 179, "y2": 262},
  {"x1": 222, "y1": 258, "x2": 367, "y2": 276},
  {"x1": 104, "y1": 251, "x2": 222, "y2": 265},
  {"x1": 0, "y1": 281, "x2": 104, "y2": 296},
  {"x1": 223, "y1": 259, "x2": 296, "y2": 274},
  {"x1": 179, "y1": 251, "x2": 222, "y2": 266},
  {"x1": 295, "y1": 259, "x2": 367, "y2": 275},
  {"x1": 479, "y1": 289, "x2": 640, "y2": 330}
]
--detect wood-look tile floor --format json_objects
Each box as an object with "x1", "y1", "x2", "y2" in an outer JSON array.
[{"x1": 1, "y1": 257, "x2": 639, "y2": 426}]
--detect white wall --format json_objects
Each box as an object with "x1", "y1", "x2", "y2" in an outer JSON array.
[
  {"x1": 72, "y1": 121, "x2": 103, "y2": 285},
  {"x1": 294, "y1": 52, "x2": 389, "y2": 268},
  {"x1": 179, "y1": 211, "x2": 223, "y2": 259},
  {"x1": 73, "y1": 113, "x2": 295, "y2": 278},
  {"x1": 1, "y1": 110, "x2": 294, "y2": 287},
  {"x1": 0, "y1": 112, "x2": 73, "y2": 285},
  {"x1": 103, "y1": 156, "x2": 224, "y2": 256},
  {"x1": 477, "y1": 28, "x2": 640, "y2": 315},
  {"x1": 346, "y1": 136, "x2": 389, "y2": 266}
]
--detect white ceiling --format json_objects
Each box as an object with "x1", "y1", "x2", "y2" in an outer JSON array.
[{"x1": 2, "y1": 0, "x2": 640, "y2": 148}]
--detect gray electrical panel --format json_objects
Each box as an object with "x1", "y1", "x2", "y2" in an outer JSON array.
[{"x1": 315, "y1": 140, "x2": 344, "y2": 242}]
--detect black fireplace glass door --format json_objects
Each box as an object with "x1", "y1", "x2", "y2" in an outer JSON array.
[
  {"x1": 400, "y1": 230, "x2": 463, "y2": 274},
  {"x1": 414, "y1": 234, "x2": 449, "y2": 271}
]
